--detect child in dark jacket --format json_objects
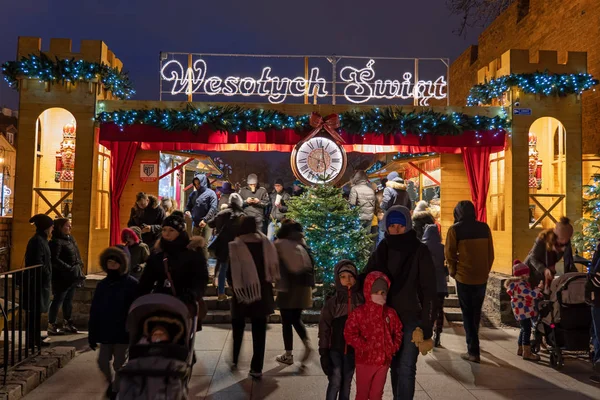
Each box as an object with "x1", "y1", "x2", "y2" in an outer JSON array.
[
  {"x1": 505, "y1": 260, "x2": 543, "y2": 362},
  {"x1": 89, "y1": 246, "x2": 139, "y2": 399},
  {"x1": 121, "y1": 228, "x2": 150, "y2": 281},
  {"x1": 422, "y1": 224, "x2": 448, "y2": 348},
  {"x1": 318, "y1": 260, "x2": 364, "y2": 400},
  {"x1": 344, "y1": 271, "x2": 402, "y2": 400}
]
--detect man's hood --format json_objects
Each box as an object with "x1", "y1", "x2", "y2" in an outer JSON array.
[
  {"x1": 363, "y1": 271, "x2": 391, "y2": 303},
  {"x1": 422, "y1": 224, "x2": 441, "y2": 243},
  {"x1": 386, "y1": 180, "x2": 406, "y2": 191},
  {"x1": 196, "y1": 174, "x2": 209, "y2": 191},
  {"x1": 453, "y1": 200, "x2": 476, "y2": 223}
]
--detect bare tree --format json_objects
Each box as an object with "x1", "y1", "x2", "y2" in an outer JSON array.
[{"x1": 447, "y1": 0, "x2": 517, "y2": 36}]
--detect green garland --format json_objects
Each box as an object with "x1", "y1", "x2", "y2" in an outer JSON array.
[
  {"x1": 2, "y1": 53, "x2": 135, "y2": 99},
  {"x1": 467, "y1": 72, "x2": 598, "y2": 106},
  {"x1": 97, "y1": 105, "x2": 509, "y2": 136}
]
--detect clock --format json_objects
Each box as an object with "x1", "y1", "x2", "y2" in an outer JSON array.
[{"x1": 291, "y1": 136, "x2": 347, "y2": 185}]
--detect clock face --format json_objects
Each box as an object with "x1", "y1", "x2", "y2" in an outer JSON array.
[{"x1": 292, "y1": 137, "x2": 346, "y2": 185}]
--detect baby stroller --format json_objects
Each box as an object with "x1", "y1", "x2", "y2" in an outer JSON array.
[
  {"x1": 118, "y1": 294, "x2": 197, "y2": 399},
  {"x1": 531, "y1": 272, "x2": 591, "y2": 369}
]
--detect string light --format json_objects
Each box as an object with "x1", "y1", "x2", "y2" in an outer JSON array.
[
  {"x1": 1, "y1": 53, "x2": 134, "y2": 99},
  {"x1": 97, "y1": 105, "x2": 509, "y2": 137},
  {"x1": 467, "y1": 72, "x2": 598, "y2": 106}
]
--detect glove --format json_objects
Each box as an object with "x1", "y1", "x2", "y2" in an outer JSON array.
[
  {"x1": 411, "y1": 327, "x2": 424, "y2": 347},
  {"x1": 418, "y1": 338, "x2": 434, "y2": 355},
  {"x1": 319, "y1": 348, "x2": 332, "y2": 376},
  {"x1": 89, "y1": 342, "x2": 97, "y2": 351}
]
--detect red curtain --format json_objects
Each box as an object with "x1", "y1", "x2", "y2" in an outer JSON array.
[
  {"x1": 108, "y1": 141, "x2": 140, "y2": 245},
  {"x1": 462, "y1": 147, "x2": 492, "y2": 222}
]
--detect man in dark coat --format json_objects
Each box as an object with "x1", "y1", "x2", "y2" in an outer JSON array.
[
  {"x1": 128, "y1": 193, "x2": 165, "y2": 248},
  {"x1": 24, "y1": 214, "x2": 54, "y2": 347},
  {"x1": 364, "y1": 205, "x2": 436, "y2": 399},
  {"x1": 445, "y1": 200, "x2": 494, "y2": 363},
  {"x1": 185, "y1": 174, "x2": 218, "y2": 259},
  {"x1": 238, "y1": 173, "x2": 270, "y2": 232},
  {"x1": 268, "y1": 179, "x2": 291, "y2": 241},
  {"x1": 380, "y1": 172, "x2": 412, "y2": 212}
]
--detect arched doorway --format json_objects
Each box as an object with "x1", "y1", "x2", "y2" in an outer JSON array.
[
  {"x1": 34, "y1": 108, "x2": 77, "y2": 218},
  {"x1": 528, "y1": 117, "x2": 566, "y2": 230}
]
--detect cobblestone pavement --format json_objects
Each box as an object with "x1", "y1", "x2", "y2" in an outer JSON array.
[{"x1": 25, "y1": 323, "x2": 600, "y2": 399}]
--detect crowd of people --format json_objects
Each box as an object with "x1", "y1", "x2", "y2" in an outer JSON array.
[{"x1": 22, "y1": 167, "x2": 600, "y2": 399}]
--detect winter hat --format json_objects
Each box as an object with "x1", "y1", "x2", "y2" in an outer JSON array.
[
  {"x1": 414, "y1": 200, "x2": 429, "y2": 213},
  {"x1": 29, "y1": 214, "x2": 54, "y2": 231},
  {"x1": 130, "y1": 226, "x2": 143, "y2": 240},
  {"x1": 371, "y1": 277, "x2": 389, "y2": 294},
  {"x1": 221, "y1": 182, "x2": 234, "y2": 194},
  {"x1": 162, "y1": 211, "x2": 186, "y2": 233},
  {"x1": 121, "y1": 228, "x2": 140, "y2": 244},
  {"x1": 274, "y1": 178, "x2": 284, "y2": 186},
  {"x1": 247, "y1": 174, "x2": 258, "y2": 185},
  {"x1": 337, "y1": 262, "x2": 357, "y2": 278},
  {"x1": 385, "y1": 206, "x2": 412, "y2": 231},
  {"x1": 512, "y1": 260, "x2": 530, "y2": 277},
  {"x1": 387, "y1": 171, "x2": 403, "y2": 183},
  {"x1": 293, "y1": 180, "x2": 302, "y2": 187},
  {"x1": 229, "y1": 193, "x2": 243, "y2": 209}
]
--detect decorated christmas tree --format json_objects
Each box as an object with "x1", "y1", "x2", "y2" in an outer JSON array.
[
  {"x1": 286, "y1": 184, "x2": 372, "y2": 287},
  {"x1": 573, "y1": 172, "x2": 600, "y2": 259}
]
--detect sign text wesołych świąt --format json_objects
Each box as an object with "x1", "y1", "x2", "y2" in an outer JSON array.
[{"x1": 160, "y1": 58, "x2": 447, "y2": 105}]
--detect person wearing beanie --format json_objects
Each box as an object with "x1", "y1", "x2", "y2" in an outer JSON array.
[
  {"x1": 380, "y1": 172, "x2": 412, "y2": 213},
  {"x1": 24, "y1": 214, "x2": 55, "y2": 347},
  {"x1": 411, "y1": 200, "x2": 436, "y2": 241},
  {"x1": 184, "y1": 174, "x2": 218, "y2": 259},
  {"x1": 363, "y1": 205, "x2": 436, "y2": 398},
  {"x1": 505, "y1": 260, "x2": 543, "y2": 362},
  {"x1": 128, "y1": 192, "x2": 165, "y2": 248},
  {"x1": 345, "y1": 271, "x2": 402, "y2": 400},
  {"x1": 268, "y1": 179, "x2": 291, "y2": 241},
  {"x1": 137, "y1": 211, "x2": 209, "y2": 316},
  {"x1": 48, "y1": 218, "x2": 85, "y2": 335},
  {"x1": 524, "y1": 216, "x2": 577, "y2": 292},
  {"x1": 445, "y1": 200, "x2": 494, "y2": 363},
  {"x1": 121, "y1": 228, "x2": 150, "y2": 281},
  {"x1": 208, "y1": 193, "x2": 245, "y2": 300},
  {"x1": 292, "y1": 180, "x2": 304, "y2": 197},
  {"x1": 89, "y1": 246, "x2": 138, "y2": 399},
  {"x1": 238, "y1": 173, "x2": 270, "y2": 233},
  {"x1": 319, "y1": 260, "x2": 364, "y2": 400},
  {"x1": 349, "y1": 170, "x2": 376, "y2": 230}
]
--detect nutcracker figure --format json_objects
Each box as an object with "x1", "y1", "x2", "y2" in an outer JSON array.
[
  {"x1": 55, "y1": 121, "x2": 76, "y2": 183},
  {"x1": 528, "y1": 132, "x2": 542, "y2": 190}
]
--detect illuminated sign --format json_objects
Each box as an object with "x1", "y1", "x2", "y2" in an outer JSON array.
[{"x1": 160, "y1": 58, "x2": 447, "y2": 106}]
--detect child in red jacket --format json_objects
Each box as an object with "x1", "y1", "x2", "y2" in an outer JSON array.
[{"x1": 344, "y1": 271, "x2": 402, "y2": 400}]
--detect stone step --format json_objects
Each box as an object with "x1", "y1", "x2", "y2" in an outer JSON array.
[
  {"x1": 443, "y1": 295, "x2": 459, "y2": 308},
  {"x1": 447, "y1": 284, "x2": 456, "y2": 295},
  {"x1": 202, "y1": 310, "x2": 321, "y2": 325},
  {"x1": 444, "y1": 307, "x2": 463, "y2": 322}
]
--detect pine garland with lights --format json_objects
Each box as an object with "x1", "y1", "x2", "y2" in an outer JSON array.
[
  {"x1": 467, "y1": 72, "x2": 598, "y2": 106},
  {"x1": 97, "y1": 105, "x2": 509, "y2": 137},
  {"x1": 573, "y1": 172, "x2": 600, "y2": 259},
  {"x1": 2, "y1": 53, "x2": 135, "y2": 99},
  {"x1": 286, "y1": 184, "x2": 372, "y2": 287}
]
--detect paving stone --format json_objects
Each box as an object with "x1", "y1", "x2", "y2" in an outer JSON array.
[{"x1": 5, "y1": 370, "x2": 39, "y2": 396}]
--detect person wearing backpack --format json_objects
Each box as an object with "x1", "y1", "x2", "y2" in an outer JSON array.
[{"x1": 273, "y1": 220, "x2": 315, "y2": 367}]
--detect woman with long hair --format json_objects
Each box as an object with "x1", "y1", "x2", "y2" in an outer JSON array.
[
  {"x1": 128, "y1": 192, "x2": 165, "y2": 248},
  {"x1": 48, "y1": 218, "x2": 85, "y2": 335},
  {"x1": 228, "y1": 216, "x2": 279, "y2": 379}
]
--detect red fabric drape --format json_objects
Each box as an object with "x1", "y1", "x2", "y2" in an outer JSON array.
[
  {"x1": 99, "y1": 123, "x2": 506, "y2": 154},
  {"x1": 462, "y1": 147, "x2": 492, "y2": 222},
  {"x1": 108, "y1": 141, "x2": 141, "y2": 245}
]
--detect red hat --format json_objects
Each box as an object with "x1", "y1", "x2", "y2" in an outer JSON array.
[
  {"x1": 121, "y1": 228, "x2": 140, "y2": 244},
  {"x1": 512, "y1": 260, "x2": 529, "y2": 277}
]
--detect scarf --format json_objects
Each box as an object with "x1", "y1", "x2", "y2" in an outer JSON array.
[{"x1": 228, "y1": 233, "x2": 280, "y2": 304}]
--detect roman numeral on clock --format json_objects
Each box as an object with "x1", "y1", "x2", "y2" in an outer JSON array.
[
  {"x1": 307, "y1": 142, "x2": 314, "y2": 150},
  {"x1": 332, "y1": 158, "x2": 341, "y2": 164},
  {"x1": 300, "y1": 165, "x2": 309, "y2": 173}
]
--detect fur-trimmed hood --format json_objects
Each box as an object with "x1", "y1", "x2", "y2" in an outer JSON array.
[
  {"x1": 153, "y1": 235, "x2": 205, "y2": 253},
  {"x1": 99, "y1": 246, "x2": 130, "y2": 274},
  {"x1": 386, "y1": 180, "x2": 406, "y2": 191},
  {"x1": 412, "y1": 210, "x2": 434, "y2": 221}
]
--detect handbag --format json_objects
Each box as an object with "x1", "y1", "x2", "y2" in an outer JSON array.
[{"x1": 162, "y1": 258, "x2": 208, "y2": 323}]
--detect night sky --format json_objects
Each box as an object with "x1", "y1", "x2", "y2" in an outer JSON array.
[{"x1": 0, "y1": 0, "x2": 483, "y2": 109}]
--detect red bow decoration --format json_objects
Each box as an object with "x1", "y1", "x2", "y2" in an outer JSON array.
[{"x1": 305, "y1": 113, "x2": 345, "y2": 143}]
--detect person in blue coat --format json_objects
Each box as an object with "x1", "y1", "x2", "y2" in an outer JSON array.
[
  {"x1": 185, "y1": 174, "x2": 218, "y2": 259},
  {"x1": 89, "y1": 246, "x2": 138, "y2": 399}
]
